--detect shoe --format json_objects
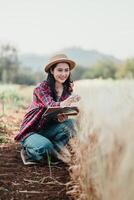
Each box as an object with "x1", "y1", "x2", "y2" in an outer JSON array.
[{"x1": 20, "y1": 149, "x2": 38, "y2": 165}]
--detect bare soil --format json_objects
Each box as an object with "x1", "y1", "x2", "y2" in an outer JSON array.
[{"x1": 0, "y1": 111, "x2": 72, "y2": 200}]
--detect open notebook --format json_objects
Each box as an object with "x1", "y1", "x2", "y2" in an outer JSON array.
[{"x1": 41, "y1": 106, "x2": 79, "y2": 120}]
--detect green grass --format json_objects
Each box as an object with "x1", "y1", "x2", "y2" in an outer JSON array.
[{"x1": 0, "y1": 84, "x2": 34, "y2": 115}]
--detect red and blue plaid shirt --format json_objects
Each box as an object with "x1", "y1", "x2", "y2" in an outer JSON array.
[{"x1": 14, "y1": 80, "x2": 72, "y2": 142}]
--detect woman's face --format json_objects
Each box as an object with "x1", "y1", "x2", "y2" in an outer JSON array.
[{"x1": 51, "y1": 62, "x2": 70, "y2": 84}]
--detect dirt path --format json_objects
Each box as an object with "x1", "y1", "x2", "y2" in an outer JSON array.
[{"x1": 0, "y1": 111, "x2": 72, "y2": 200}]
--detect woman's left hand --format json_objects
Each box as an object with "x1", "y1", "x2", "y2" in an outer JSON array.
[{"x1": 57, "y1": 113, "x2": 68, "y2": 122}]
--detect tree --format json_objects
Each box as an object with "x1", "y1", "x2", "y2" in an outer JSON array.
[
  {"x1": 0, "y1": 44, "x2": 20, "y2": 83},
  {"x1": 83, "y1": 60, "x2": 117, "y2": 79},
  {"x1": 115, "y1": 58, "x2": 134, "y2": 79},
  {"x1": 72, "y1": 65, "x2": 88, "y2": 80}
]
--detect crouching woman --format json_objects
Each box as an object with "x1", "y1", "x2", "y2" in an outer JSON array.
[{"x1": 14, "y1": 54, "x2": 80, "y2": 165}]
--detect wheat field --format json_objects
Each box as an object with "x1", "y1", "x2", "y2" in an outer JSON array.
[{"x1": 68, "y1": 79, "x2": 134, "y2": 200}]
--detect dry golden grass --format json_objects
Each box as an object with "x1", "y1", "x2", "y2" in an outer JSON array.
[{"x1": 68, "y1": 79, "x2": 134, "y2": 200}]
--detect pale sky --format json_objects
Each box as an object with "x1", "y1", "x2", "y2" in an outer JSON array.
[{"x1": 0, "y1": 0, "x2": 134, "y2": 59}]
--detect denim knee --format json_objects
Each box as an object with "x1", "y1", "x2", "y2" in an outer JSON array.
[
  {"x1": 21, "y1": 133, "x2": 54, "y2": 161},
  {"x1": 27, "y1": 141, "x2": 53, "y2": 161}
]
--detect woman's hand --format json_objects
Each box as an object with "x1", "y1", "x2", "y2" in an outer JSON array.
[
  {"x1": 60, "y1": 94, "x2": 81, "y2": 107},
  {"x1": 57, "y1": 113, "x2": 68, "y2": 122}
]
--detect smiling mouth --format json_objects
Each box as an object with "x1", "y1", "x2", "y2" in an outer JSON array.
[{"x1": 59, "y1": 77, "x2": 66, "y2": 80}]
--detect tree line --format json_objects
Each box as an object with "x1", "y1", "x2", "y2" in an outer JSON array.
[
  {"x1": 72, "y1": 59, "x2": 134, "y2": 80},
  {"x1": 0, "y1": 44, "x2": 45, "y2": 85},
  {"x1": 0, "y1": 44, "x2": 134, "y2": 85}
]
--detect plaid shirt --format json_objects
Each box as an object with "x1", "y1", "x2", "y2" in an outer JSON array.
[{"x1": 14, "y1": 80, "x2": 71, "y2": 142}]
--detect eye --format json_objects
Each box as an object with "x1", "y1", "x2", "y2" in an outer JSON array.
[
  {"x1": 65, "y1": 68, "x2": 69, "y2": 72},
  {"x1": 57, "y1": 69, "x2": 63, "y2": 72}
]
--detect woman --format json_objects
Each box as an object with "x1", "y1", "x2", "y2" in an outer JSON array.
[{"x1": 14, "y1": 54, "x2": 80, "y2": 165}]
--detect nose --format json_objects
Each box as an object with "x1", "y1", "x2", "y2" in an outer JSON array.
[{"x1": 61, "y1": 70, "x2": 68, "y2": 77}]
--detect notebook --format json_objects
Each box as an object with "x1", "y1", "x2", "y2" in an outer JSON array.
[{"x1": 42, "y1": 106, "x2": 79, "y2": 119}]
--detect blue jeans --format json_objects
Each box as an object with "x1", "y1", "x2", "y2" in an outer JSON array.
[{"x1": 21, "y1": 119, "x2": 76, "y2": 161}]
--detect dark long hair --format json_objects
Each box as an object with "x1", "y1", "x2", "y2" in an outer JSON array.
[{"x1": 47, "y1": 63, "x2": 73, "y2": 101}]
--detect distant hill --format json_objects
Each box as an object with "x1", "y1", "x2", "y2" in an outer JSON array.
[
  {"x1": 18, "y1": 47, "x2": 121, "y2": 71},
  {"x1": 18, "y1": 53, "x2": 48, "y2": 71}
]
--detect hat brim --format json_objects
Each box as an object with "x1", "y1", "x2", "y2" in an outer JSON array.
[{"x1": 44, "y1": 58, "x2": 76, "y2": 73}]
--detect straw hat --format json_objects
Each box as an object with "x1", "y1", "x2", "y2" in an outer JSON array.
[{"x1": 44, "y1": 54, "x2": 76, "y2": 73}]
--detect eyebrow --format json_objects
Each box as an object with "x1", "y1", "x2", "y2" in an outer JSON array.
[{"x1": 57, "y1": 67, "x2": 69, "y2": 70}]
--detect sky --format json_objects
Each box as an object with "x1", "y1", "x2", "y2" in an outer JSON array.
[{"x1": 0, "y1": 0, "x2": 134, "y2": 59}]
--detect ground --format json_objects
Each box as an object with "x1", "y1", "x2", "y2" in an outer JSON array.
[{"x1": 0, "y1": 111, "x2": 72, "y2": 200}]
